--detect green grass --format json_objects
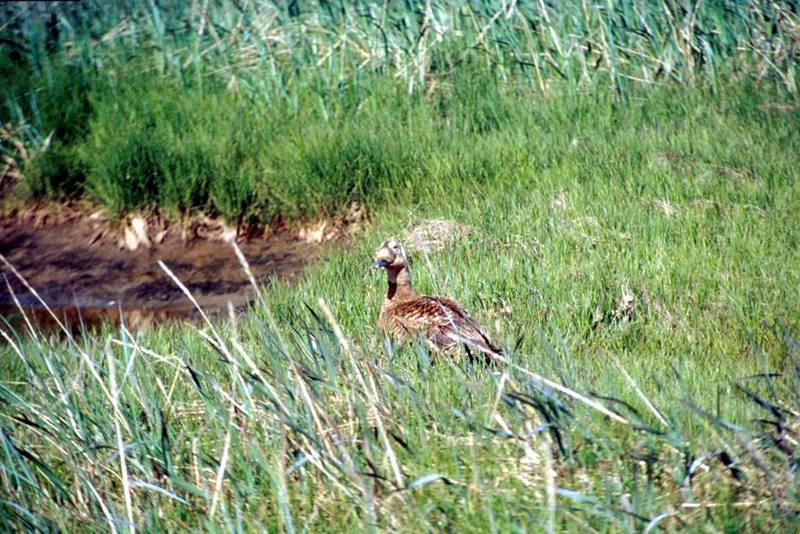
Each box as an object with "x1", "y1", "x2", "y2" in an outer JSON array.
[
  {"x1": 2, "y1": 1, "x2": 800, "y2": 531},
  {"x1": 1, "y1": 1, "x2": 798, "y2": 220},
  {"x1": 2, "y1": 80, "x2": 800, "y2": 531}
]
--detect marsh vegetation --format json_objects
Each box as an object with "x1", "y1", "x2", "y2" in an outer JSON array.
[{"x1": 1, "y1": 1, "x2": 799, "y2": 531}]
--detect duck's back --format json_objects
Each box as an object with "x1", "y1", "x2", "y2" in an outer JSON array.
[{"x1": 381, "y1": 294, "x2": 501, "y2": 357}]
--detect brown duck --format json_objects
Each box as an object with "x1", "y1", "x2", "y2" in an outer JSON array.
[{"x1": 373, "y1": 237, "x2": 502, "y2": 361}]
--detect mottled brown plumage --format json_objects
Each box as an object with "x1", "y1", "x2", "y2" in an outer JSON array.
[{"x1": 373, "y1": 237, "x2": 502, "y2": 361}]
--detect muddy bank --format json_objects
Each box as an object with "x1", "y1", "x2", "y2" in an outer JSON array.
[{"x1": 0, "y1": 209, "x2": 335, "y2": 332}]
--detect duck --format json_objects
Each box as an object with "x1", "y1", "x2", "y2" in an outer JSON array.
[{"x1": 373, "y1": 237, "x2": 502, "y2": 361}]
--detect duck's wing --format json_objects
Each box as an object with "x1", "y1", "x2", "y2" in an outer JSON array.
[
  {"x1": 428, "y1": 297, "x2": 503, "y2": 357},
  {"x1": 390, "y1": 296, "x2": 502, "y2": 358}
]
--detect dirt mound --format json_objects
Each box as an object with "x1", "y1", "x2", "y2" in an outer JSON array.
[{"x1": 404, "y1": 219, "x2": 474, "y2": 254}]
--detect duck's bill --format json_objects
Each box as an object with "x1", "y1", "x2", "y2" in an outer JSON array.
[{"x1": 373, "y1": 259, "x2": 390, "y2": 269}]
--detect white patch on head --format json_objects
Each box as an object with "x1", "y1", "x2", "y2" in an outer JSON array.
[
  {"x1": 392, "y1": 239, "x2": 407, "y2": 261},
  {"x1": 376, "y1": 237, "x2": 410, "y2": 268}
]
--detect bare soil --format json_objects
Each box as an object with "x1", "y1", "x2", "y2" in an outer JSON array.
[{"x1": 0, "y1": 208, "x2": 331, "y2": 332}]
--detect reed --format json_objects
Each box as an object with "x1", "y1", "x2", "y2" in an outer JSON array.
[
  {"x1": 1, "y1": 1, "x2": 798, "y2": 220},
  {"x1": 0, "y1": 3, "x2": 799, "y2": 529}
]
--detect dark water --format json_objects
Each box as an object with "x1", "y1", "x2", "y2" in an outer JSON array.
[{"x1": 0, "y1": 216, "x2": 326, "y2": 333}]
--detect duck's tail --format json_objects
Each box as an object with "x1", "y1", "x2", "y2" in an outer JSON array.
[{"x1": 461, "y1": 330, "x2": 503, "y2": 364}]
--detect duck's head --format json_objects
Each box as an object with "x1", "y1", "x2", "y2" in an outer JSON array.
[{"x1": 373, "y1": 237, "x2": 409, "y2": 270}]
